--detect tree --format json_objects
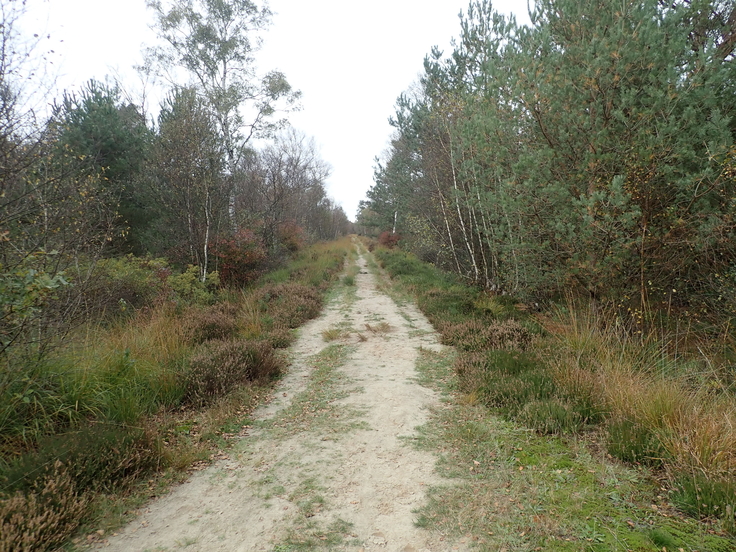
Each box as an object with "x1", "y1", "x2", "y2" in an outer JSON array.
[
  {"x1": 149, "y1": 87, "x2": 226, "y2": 281},
  {"x1": 365, "y1": 0, "x2": 736, "y2": 320},
  {"x1": 0, "y1": 1, "x2": 126, "y2": 357},
  {"x1": 144, "y1": 0, "x2": 301, "y2": 227},
  {"x1": 51, "y1": 80, "x2": 152, "y2": 254}
]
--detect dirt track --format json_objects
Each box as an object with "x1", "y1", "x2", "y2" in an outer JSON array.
[{"x1": 94, "y1": 246, "x2": 467, "y2": 552}]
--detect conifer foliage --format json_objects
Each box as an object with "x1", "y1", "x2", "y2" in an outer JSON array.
[{"x1": 361, "y1": 0, "x2": 736, "y2": 319}]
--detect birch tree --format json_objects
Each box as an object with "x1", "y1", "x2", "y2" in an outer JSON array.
[
  {"x1": 144, "y1": 0, "x2": 301, "y2": 227},
  {"x1": 150, "y1": 87, "x2": 226, "y2": 281}
]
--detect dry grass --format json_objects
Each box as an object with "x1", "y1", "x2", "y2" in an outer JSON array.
[
  {"x1": 364, "y1": 322, "x2": 391, "y2": 334},
  {"x1": 546, "y1": 301, "x2": 736, "y2": 523},
  {"x1": 90, "y1": 303, "x2": 190, "y2": 369},
  {"x1": 322, "y1": 327, "x2": 348, "y2": 342}
]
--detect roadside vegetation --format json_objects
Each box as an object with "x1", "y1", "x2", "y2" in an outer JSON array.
[
  {"x1": 374, "y1": 244, "x2": 736, "y2": 549},
  {"x1": 0, "y1": 239, "x2": 351, "y2": 551},
  {"x1": 0, "y1": 0, "x2": 353, "y2": 548}
]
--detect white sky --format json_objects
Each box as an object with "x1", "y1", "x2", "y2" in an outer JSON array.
[{"x1": 20, "y1": 0, "x2": 529, "y2": 220}]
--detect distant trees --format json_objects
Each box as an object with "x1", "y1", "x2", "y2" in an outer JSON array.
[
  {"x1": 361, "y1": 0, "x2": 736, "y2": 320},
  {"x1": 144, "y1": 0, "x2": 301, "y2": 227},
  {"x1": 238, "y1": 129, "x2": 347, "y2": 248},
  {"x1": 0, "y1": 0, "x2": 349, "y2": 360}
]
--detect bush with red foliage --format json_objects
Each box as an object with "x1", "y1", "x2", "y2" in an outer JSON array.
[
  {"x1": 378, "y1": 231, "x2": 401, "y2": 248},
  {"x1": 212, "y1": 229, "x2": 268, "y2": 287},
  {"x1": 277, "y1": 221, "x2": 306, "y2": 253}
]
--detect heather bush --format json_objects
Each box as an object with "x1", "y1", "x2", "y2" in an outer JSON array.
[
  {"x1": 184, "y1": 302, "x2": 241, "y2": 344},
  {"x1": 457, "y1": 350, "x2": 552, "y2": 405},
  {"x1": 0, "y1": 462, "x2": 87, "y2": 552},
  {"x1": 441, "y1": 319, "x2": 532, "y2": 351},
  {"x1": 1, "y1": 424, "x2": 160, "y2": 496},
  {"x1": 213, "y1": 229, "x2": 268, "y2": 287},
  {"x1": 0, "y1": 238, "x2": 351, "y2": 549},
  {"x1": 258, "y1": 283, "x2": 323, "y2": 329},
  {"x1": 184, "y1": 339, "x2": 284, "y2": 406},
  {"x1": 266, "y1": 327, "x2": 294, "y2": 349}
]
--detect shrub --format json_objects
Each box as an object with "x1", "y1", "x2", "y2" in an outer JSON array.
[
  {"x1": 267, "y1": 327, "x2": 294, "y2": 349},
  {"x1": 184, "y1": 302, "x2": 241, "y2": 344},
  {"x1": 1, "y1": 424, "x2": 161, "y2": 496},
  {"x1": 277, "y1": 221, "x2": 306, "y2": 253},
  {"x1": 167, "y1": 265, "x2": 219, "y2": 304},
  {"x1": 442, "y1": 319, "x2": 533, "y2": 351},
  {"x1": 420, "y1": 297, "x2": 477, "y2": 330},
  {"x1": 80, "y1": 256, "x2": 169, "y2": 315},
  {"x1": 183, "y1": 340, "x2": 283, "y2": 406},
  {"x1": 258, "y1": 283, "x2": 323, "y2": 329},
  {"x1": 378, "y1": 231, "x2": 400, "y2": 248},
  {"x1": 212, "y1": 229, "x2": 268, "y2": 287},
  {"x1": 0, "y1": 462, "x2": 87, "y2": 552}
]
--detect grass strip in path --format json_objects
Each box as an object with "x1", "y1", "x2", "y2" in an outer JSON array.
[{"x1": 256, "y1": 343, "x2": 366, "y2": 439}]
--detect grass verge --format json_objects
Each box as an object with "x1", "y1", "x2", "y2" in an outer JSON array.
[
  {"x1": 374, "y1": 245, "x2": 736, "y2": 546},
  {"x1": 413, "y1": 348, "x2": 735, "y2": 551}
]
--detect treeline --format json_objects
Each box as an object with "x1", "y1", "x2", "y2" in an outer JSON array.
[
  {"x1": 360, "y1": 0, "x2": 736, "y2": 325},
  {"x1": 0, "y1": 0, "x2": 351, "y2": 359}
]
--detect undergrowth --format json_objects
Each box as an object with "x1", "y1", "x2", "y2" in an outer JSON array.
[
  {"x1": 0, "y1": 238, "x2": 351, "y2": 551},
  {"x1": 375, "y1": 245, "x2": 736, "y2": 542},
  {"x1": 413, "y1": 348, "x2": 736, "y2": 551}
]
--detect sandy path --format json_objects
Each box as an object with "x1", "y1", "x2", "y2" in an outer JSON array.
[{"x1": 94, "y1": 246, "x2": 466, "y2": 552}]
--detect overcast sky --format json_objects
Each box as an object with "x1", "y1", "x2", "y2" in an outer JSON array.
[{"x1": 21, "y1": 0, "x2": 529, "y2": 219}]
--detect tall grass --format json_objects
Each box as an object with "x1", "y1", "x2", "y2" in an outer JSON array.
[{"x1": 543, "y1": 300, "x2": 736, "y2": 526}]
